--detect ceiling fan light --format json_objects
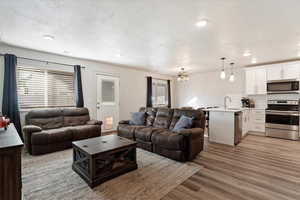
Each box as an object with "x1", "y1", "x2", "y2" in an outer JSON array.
[{"x1": 177, "y1": 68, "x2": 189, "y2": 82}]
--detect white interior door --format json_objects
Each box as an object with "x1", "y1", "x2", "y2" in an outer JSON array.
[{"x1": 96, "y1": 74, "x2": 119, "y2": 132}]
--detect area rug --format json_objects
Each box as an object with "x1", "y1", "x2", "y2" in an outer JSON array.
[{"x1": 22, "y1": 148, "x2": 201, "y2": 200}]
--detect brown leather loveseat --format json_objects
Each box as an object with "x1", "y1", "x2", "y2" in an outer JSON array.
[
  {"x1": 23, "y1": 107, "x2": 102, "y2": 155},
  {"x1": 118, "y1": 107, "x2": 205, "y2": 161}
]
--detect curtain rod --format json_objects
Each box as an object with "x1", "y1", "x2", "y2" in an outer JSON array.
[{"x1": 0, "y1": 53, "x2": 85, "y2": 69}]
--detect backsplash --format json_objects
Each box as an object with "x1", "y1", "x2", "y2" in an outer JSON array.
[
  {"x1": 227, "y1": 94, "x2": 243, "y2": 108},
  {"x1": 267, "y1": 93, "x2": 300, "y2": 101},
  {"x1": 251, "y1": 95, "x2": 267, "y2": 109}
]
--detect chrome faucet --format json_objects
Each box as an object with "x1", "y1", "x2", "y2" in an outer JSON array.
[{"x1": 224, "y1": 96, "x2": 232, "y2": 110}]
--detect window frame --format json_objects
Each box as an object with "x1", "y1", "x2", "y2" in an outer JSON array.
[
  {"x1": 16, "y1": 65, "x2": 76, "y2": 109},
  {"x1": 152, "y1": 79, "x2": 169, "y2": 107}
]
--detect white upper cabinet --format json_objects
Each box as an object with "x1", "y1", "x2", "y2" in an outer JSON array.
[
  {"x1": 283, "y1": 62, "x2": 300, "y2": 80},
  {"x1": 245, "y1": 69, "x2": 256, "y2": 95},
  {"x1": 267, "y1": 64, "x2": 282, "y2": 81},
  {"x1": 245, "y1": 67, "x2": 267, "y2": 95},
  {"x1": 256, "y1": 68, "x2": 267, "y2": 94},
  {"x1": 266, "y1": 62, "x2": 300, "y2": 81}
]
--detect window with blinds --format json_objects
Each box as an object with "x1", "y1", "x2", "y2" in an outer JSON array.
[
  {"x1": 152, "y1": 79, "x2": 169, "y2": 107},
  {"x1": 16, "y1": 66, "x2": 75, "y2": 109}
]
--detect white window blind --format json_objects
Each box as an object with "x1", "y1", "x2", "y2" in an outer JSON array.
[
  {"x1": 152, "y1": 79, "x2": 169, "y2": 107},
  {"x1": 17, "y1": 66, "x2": 75, "y2": 109}
]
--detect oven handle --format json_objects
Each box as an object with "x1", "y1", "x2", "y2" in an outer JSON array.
[{"x1": 266, "y1": 111, "x2": 299, "y2": 116}]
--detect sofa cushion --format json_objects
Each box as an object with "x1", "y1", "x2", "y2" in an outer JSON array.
[
  {"x1": 29, "y1": 116, "x2": 64, "y2": 130},
  {"x1": 63, "y1": 107, "x2": 90, "y2": 126},
  {"x1": 118, "y1": 124, "x2": 146, "y2": 140},
  {"x1": 63, "y1": 107, "x2": 89, "y2": 116},
  {"x1": 68, "y1": 125, "x2": 101, "y2": 141},
  {"x1": 31, "y1": 127, "x2": 73, "y2": 145},
  {"x1": 151, "y1": 130, "x2": 186, "y2": 150},
  {"x1": 172, "y1": 115, "x2": 193, "y2": 132},
  {"x1": 153, "y1": 108, "x2": 173, "y2": 129},
  {"x1": 140, "y1": 107, "x2": 158, "y2": 126},
  {"x1": 169, "y1": 109, "x2": 205, "y2": 130},
  {"x1": 129, "y1": 112, "x2": 146, "y2": 125},
  {"x1": 63, "y1": 115, "x2": 90, "y2": 126},
  {"x1": 25, "y1": 108, "x2": 62, "y2": 122},
  {"x1": 135, "y1": 127, "x2": 164, "y2": 142}
]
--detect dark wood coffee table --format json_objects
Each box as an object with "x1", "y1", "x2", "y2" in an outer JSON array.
[{"x1": 72, "y1": 135, "x2": 137, "y2": 188}]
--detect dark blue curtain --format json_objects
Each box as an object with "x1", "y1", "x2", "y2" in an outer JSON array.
[
  {"x1": 74, "y1": 65, "x2": 84, "y2": 107},
  {"x1": 167, "y1": 80, "x2": 171, "y2": 108},
  {"x1": 2, "y1": 54, "x2": 23, "y2": 141},
  {"x1": 146, "y1": 76, "x2": 152, "y2": 107}
]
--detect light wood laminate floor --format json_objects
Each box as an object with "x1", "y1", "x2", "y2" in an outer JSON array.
[{"x1": 163, "y1": 135, "x2": 300, "y2": 200}]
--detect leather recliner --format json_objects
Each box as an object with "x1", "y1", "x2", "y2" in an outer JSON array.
[
  {"x1": 23, "y1": 107, "x2": 102, "y2": 155},
  {"x1": 117, "y1": 107, "x2": 205, "y2": 162}
]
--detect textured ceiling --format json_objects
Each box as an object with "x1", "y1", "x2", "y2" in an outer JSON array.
[{"x1": 0, "y1": 0, "x2": 300, "y2": 74}]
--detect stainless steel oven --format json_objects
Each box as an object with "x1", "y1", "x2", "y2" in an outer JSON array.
[
  {"x1": 265, "y1": 100, "x2": 299, "y2": 140},
  {"x1": 267, "y1": 80, "x2": 299, "y2": 94}
]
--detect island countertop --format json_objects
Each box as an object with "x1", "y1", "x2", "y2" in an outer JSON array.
[{"x1": 203, "y1": 107, "x2": 245, "y2": 113}]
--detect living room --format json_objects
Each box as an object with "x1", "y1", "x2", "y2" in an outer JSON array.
[{"x1": 1, "y1": 1, "x2": 300, "y2": 200}]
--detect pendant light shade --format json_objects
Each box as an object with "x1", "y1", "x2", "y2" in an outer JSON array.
[
  {"x1": 220, "y1": 57, "x2": 226, "y2": 80},
  {"x1": 229, "y1": 74, "x2": 235, "y2": 82},
  {"x1": 220, "y1": 70, "x2": 226, "y2": 80},
  {"x1": 229, "y1": 62, "x2": 235, "y2": 82}
]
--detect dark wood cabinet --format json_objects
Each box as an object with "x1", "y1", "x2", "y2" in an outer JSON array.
[{"x1": 0, "y1": 124, "x2": 23, "y2": 200}]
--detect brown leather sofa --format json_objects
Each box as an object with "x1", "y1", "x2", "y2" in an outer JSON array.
[
  {"x1": 23, "y1": 107, "x2": 102, "y2": 155},
  {"x1": 118, "y1": 107, "x2": 205, "y2": 161}
]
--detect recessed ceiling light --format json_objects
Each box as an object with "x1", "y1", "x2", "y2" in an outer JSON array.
[
  {"x1": 298, "y1": 51, "x2": 300, "y2": 57},
  {"x1": 195, "y1": 20, "x2": 208, "y2": 27},
  {"x1": 43, "y1": 35, "x2": 55, "y2": 40},
  {"x1": 298, "y1": 43, "x2": 300, "y2": 46},
  {"x1": 243, "y1": 51, "x2": 251, "y2": 57},
  {"x1": 251, "y1": 58, "x2": 257, "y2": 64}
]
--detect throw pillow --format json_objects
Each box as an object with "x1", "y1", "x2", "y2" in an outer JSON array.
[
  {"x1": 129, "y1": 112, "x2": 146, "y2": 125},
  {"x1": 173, "y1": 115, "x2": 193, "y2": 132}
]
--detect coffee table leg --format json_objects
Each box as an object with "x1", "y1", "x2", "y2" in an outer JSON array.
[{"x1": 89, "y1": 155, "x2": 95, "y2": 187}]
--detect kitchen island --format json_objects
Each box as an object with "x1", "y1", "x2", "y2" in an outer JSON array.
[{"x1": 205, "y1": 108, "x2": 243, "y2": 146}]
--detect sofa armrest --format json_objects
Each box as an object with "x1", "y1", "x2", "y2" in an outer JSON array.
[
  {"x1": 178, "y1": 128, "x2": 204, "y2": 138},
  {"x1": 178, "y1": 128, "x2": 204, "y2": 161},
  {"x1": 86, "y1": 120, "x2": 103, "y2": 126},
  {"x1": 23, "y1": 125, "x2": 42, "y2": 133},
  {"x1": 22, "y1": 125, "x2": 42, "y2": 155},
  {"x1": 119, "y1": 120, "x2": 130, "y2": 125}
]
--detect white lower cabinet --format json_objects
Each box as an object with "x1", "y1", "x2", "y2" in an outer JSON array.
[
  {"x1": 250, "y1": 109, "x2": 265, "y2": 133},
  {"x1": 242, "y1": 110, "x2": 250, "y2": 136},
  {"x1": 242, "y1": 109, "x2": 266, "y2": 135}
]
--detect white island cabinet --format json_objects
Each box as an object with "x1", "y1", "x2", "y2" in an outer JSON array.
[{"x1": 206, "y1": 108, "x2": 243, "y2": 146}]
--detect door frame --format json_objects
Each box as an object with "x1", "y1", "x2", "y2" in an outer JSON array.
[{"x1": 96, "y1": 73, "x2": 120, "y2": 132}]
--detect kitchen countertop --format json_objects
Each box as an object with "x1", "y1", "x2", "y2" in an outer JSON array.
[
  {"x1": 203, "y1": 107, "x2": 266, "y2": 112},
  {"x1": 203, "y1": 107, "x2": 245, "y2": 112}
]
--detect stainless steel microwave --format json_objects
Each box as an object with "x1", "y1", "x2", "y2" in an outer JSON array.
[{"x1": 267, "y1": 80, "x2": 299, "y2": 94}]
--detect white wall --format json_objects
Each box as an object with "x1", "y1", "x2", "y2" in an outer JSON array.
[
  {"x1": 0, "y1": 43, "x2": 175, "y2": 121},
  {"x1": 175, "y1": 69, "x2": 245, "y2": 108}
]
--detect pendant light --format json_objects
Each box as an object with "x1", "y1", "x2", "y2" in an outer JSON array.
[
  {"x1": 220, "y1": 57, "x2": 226, "y2": 80},
  {"x1": 229, "y1": 62, "x2": 235, "y2": 82}
]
